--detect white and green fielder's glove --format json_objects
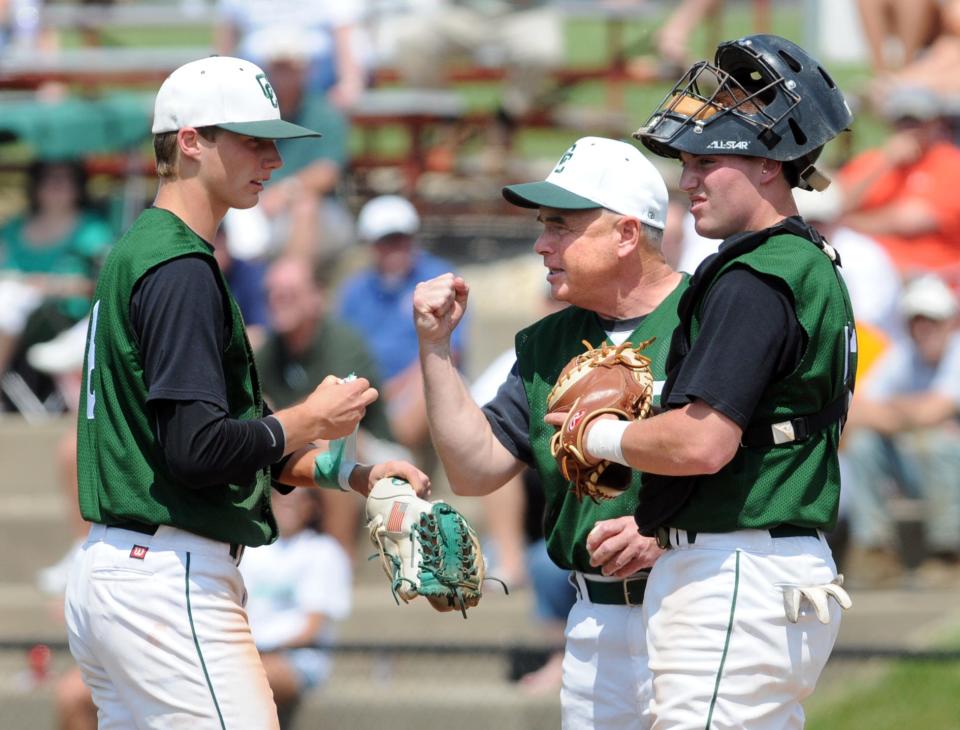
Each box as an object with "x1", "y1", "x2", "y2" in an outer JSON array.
[{"x1": 365, "y1": 477, "x2": 506, "y2": 618}]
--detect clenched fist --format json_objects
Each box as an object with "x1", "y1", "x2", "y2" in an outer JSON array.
[{"x1": 413, "y1": 273, "x2": 469, "y2": 348}]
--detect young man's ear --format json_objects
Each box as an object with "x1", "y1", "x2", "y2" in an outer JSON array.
[
  {"x1": 759, "y1": 159, "x2": 782, "y2": 184},
  {"x1": 177, "y1": 128, "x2": 204, "y2": 164}
]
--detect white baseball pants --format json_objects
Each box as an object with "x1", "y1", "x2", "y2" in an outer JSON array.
[
  {"x1": 561, "y1": 573, "x2": 652, "y2": 730},
  {"x1": 644, "y1": 529, "x2": 843, "y2": 730},
  {"x1": 65, "y1": 524, "x2": 279, "y2": 730}
]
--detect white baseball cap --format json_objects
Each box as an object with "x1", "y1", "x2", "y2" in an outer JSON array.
[
  {"x1": 357, "y1": 195, "x2": 421, "y2": 242},
  {"x1": 151, "y1": 56, "x2": 321, "y2": 139},
  {"x1": 502, "y1": 136, "x2": 668, "y2": 230},
  {"x1": 900, "y1": 274, "x2": 959, "y2": 320}
]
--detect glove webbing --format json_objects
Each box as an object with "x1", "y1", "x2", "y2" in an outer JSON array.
[{"x1": 416, "y1": 505, "x2": 509, "y2": 618}]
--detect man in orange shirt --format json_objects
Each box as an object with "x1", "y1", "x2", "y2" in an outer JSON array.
[{"x1": 838, "y1": 87, "x2": 960, "y2": 278}]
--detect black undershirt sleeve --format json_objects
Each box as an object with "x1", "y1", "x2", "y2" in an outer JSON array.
[
  {"x1": 481, "y1": 361, "x2": 534, "y2": 466},
  {"x1": 262, "y1": 402, "x2": 295, "y2": 493},
  {"x1": 131, "y1": 255, "x2": 230, "y2": 408},
  {"x1": 154, "y1": 400, "x2": 287, "y2": 487},
  {"x1": 131, "y1": 256, "x2": 287, "y2": 489},
  {"x1": 663, "y1": 266, "x2": 806, "y2": 429}
]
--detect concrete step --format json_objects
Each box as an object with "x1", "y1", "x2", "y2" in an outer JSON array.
[
  {"x1": 0, "y1": 579, "x2": 544, "y2": 648},
  {"x1": 0, "y1": 640, "x2": 532, "y2": 690},
  {"x1": 0, "y1": 415, "x2": 72, "y2": 497},
  {"x1": 0, "y1": 583, "x2": 67, "y2": 641},
  {"x1": 339, "y1": 584, "x2": 540, "y2": 643},
  {"x1": 0, "y1": 677, "x2": 562, "y2": 730},
  {"x1": 0, "y1": 516, "x2": 77, "y2": 584},
  {"x1": 293, "y1": 681, "x2": 560, "y2": 730}
]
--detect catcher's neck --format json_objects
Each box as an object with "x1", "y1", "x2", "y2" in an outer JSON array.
[{"x1": 601, "y1": 267, "x2": 683, "y2": 320}]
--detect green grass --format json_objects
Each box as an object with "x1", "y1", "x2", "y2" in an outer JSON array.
[
  {"x1": 807, "y1": 660, "x2": 960, "y2": 729},
  {"x1": 806, "y1": 632, "x2": 960, "y2": 730}
]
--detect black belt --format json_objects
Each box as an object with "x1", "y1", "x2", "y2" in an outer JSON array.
[
  {"x1": 655, "y1": 524, "x2": 819, "y2": 550},
  {"x1": 580, "y1": 574, "x2": 647, "y2": 606},
  {"x1": 110, "y1": 520, "x2": 244, "y2": 560}
]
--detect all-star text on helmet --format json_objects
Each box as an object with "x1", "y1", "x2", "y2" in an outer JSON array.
[{"x1": 633, "y1": 34, "x2": 853, "y2": 191}]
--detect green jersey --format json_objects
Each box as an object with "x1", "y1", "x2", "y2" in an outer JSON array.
[
  {"x1": 76, "y1": 208, "x2": 277, "y2": 547},
  {"x1": 641, "y1": 222, "x2": 856, "y2": 534},
  {"x1": 517, "y1": 276, "x2": 688, "y2": 573}
]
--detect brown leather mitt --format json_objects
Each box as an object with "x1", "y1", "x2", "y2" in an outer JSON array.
[{"x1": 547, "y1": 339, "x2": 655, "y2": 502}]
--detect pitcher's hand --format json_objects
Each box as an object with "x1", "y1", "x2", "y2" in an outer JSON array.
[{"x1": 303, "y1": 375, "x2": 377, "y2": 440}]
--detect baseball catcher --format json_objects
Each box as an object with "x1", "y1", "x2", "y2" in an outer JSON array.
[
  {"x1": 365, "y1": 477, "x2": 505, "y2": 618},
  {"x1": 547, "y1": 339, "x2": 655, "y2": 502}
]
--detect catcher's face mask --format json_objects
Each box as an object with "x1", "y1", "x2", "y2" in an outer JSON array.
[{"x1": 634, "y1": 34, "x2": 853, "y2": 191}]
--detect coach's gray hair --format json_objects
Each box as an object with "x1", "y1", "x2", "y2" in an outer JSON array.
[
  {"x1": 604, "y1": 209, "x2": 665, "y2": 252},
  {"x1": 641, "y1": 222, "x2": 664, "y2": 252}
]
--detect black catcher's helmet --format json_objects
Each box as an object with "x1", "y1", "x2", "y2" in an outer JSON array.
[{"x1": 634, "y1": 34, "x2": 853, "y2": 191}]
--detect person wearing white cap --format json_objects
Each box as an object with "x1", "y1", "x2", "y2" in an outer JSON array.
[
  {"x1": 338, "y1": 194, "x2": 467, "y2": 454},
  {"x1": 842, "y1": 274, "x2": 960, "y2": 588},
  {"x1": 64, "y1": 56, "x2": 429, "y2": 729},
  {"x1": 413, "y1": 136, "x2": 688, "y2": 729}
]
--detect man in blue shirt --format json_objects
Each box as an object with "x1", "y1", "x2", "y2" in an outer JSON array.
[{"x1": 338, "y1": 195, "x2": 468, "y2": 452}]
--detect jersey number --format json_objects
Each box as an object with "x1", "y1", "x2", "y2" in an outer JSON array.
[{"x1": 85, "y1": 300, "x2": 100, "y2": 420}]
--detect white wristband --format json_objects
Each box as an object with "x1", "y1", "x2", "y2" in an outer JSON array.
[{"x1": 585, "y1": 420, "x2": 631, "y2": 466}]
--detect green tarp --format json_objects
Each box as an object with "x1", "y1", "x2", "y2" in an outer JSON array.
[{"x1": 0, "y1": 93, "x2": 153, "y2": 159}]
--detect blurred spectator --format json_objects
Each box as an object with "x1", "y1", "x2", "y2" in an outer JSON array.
[
  {"x1": 0, "y1": 159, "x2": 111, "y2": 411},
  {"x1": 54, "y1": 663, "x2": 97, "y2": 730},
  {"x1": 369, "y1": 0, "x2": 564, "y2": 119},
  {"x1": 627, "y1": 0, "x2": 723, "y2": 79},
  {"x1": 837, "y1": 86, "x2": 960, "y2": 282},
  {"x1": 258, "y1": 255, "x2": 393, "y2": 440},
  {"x1": 258, "y1": 255, "x2": 407, "y2": 555},
  {"x1": 337, "y1": 195, "x2": 467, "y2": 453},
  {"x1": 240, "y1": 487, "x2": 353, "y2": 728},
  {"x1": 863, "y1": 0, "x2": 960, "y2": 104},
  {"x1": 855, "y1": 0, "x2": 942, "y2": 76},
  {"x1": 843, "y1": 274, "x2": 960, "y2": 588},
  {"x1": 215, "y1": 1, "x2": 367, "y2": 105},
  {"x1": 0, "y1": 0, "x2": 55, "y2": 56},
  {"x1": 211, "y1": 226, "x2": 270, "y2": 351},
  {"x1": 794, "y1": 185, "x2": 904, "y2": 342},
  {"x1": 220, "y1": 28, "x2": 354, "y2": 264}
]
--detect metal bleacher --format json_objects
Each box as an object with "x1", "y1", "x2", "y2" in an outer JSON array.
[{"x1": 0, "y1": 1, "x2": 687, "y2": 194}]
